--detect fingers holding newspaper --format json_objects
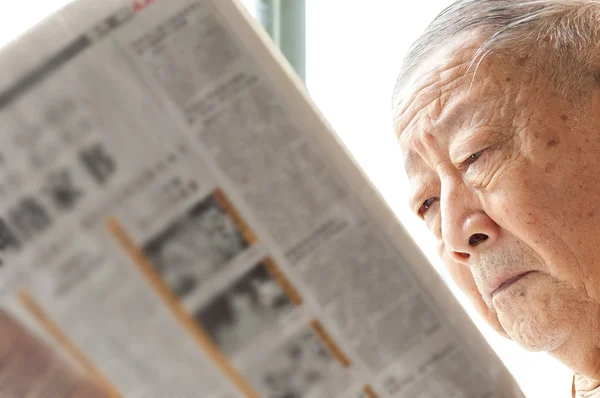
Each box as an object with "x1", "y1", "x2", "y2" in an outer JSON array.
[{"x1": 0, "y1": 306, "x2": 112, "y2": 397}]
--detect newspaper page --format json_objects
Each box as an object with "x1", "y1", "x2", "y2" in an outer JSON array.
[{"x1": 0, "y1": 0, "x2": 525, "y2": 397}]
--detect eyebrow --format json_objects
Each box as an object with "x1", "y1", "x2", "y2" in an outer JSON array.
[
  {"x1": 407, "y1": 177, "x2": 436, "y2": 215},
  {"x1": 404, "y1": 98, "x2": 483, "y2": 161},
  {"x1": 434, "y1": 99, "x2": 479, "y2": 133}
]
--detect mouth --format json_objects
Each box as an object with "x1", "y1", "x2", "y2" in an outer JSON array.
[{"x1": 490, "y1": 271, "x2": 537, "y2": 298}]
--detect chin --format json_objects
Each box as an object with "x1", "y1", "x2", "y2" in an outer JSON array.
[
  {"x1": 497, "y1": 309, "x2": 569, "y2": 352},
  {"x1": 492, "y1": 279, "x2": 579, "y2": 352}
]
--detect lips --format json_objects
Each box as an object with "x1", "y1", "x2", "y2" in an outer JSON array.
[{"x1": 490, "y1": 271, "x2": 537, "y2": 298}]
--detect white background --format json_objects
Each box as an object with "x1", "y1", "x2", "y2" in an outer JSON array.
[{"x1": 0, "y1": 1, "x2": 572, "y2": 397}]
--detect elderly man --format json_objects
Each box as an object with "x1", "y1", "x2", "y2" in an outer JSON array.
[{"x1": 392, "y1": 1, "x2": 600, "y2": 396}]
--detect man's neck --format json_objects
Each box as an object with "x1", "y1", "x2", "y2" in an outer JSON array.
[{"x1": 574, "y1": 373, "x2": 600, "y2": 397}]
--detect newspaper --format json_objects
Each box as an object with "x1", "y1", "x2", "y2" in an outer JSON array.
[{"x1": 0, "y1": 0, "x2": 526, "y2": 397}]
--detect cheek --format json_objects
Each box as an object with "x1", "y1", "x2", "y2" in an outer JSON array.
[
  {"x1": 440, "y1": 248, "x2": 507, "y2": 336},
  {"x1": 491, "y1": 127, "x2": 596, "y2": 230},
  {"x1": 483, "y1": 163, "x2": 593, "y2": 287}
]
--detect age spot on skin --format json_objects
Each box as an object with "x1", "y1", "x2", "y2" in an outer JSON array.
[
  {"x1": 588, "y1": 211, "x2": 595, "y2": 218},
  {"x1": 545, "y1": 162, "x2": 555, "y2": 173},
  {"x1": 517, "y1": 56, "x2": 528, "y2": 66},
  {"x1": 561, "y1": 114, "x2": 568, "y2": 121},
  {"x1": 547, "y1": 138, "x2": 560, "y2": 148}
]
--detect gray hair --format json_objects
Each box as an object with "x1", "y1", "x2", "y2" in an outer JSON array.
[{"x1": 393, "y1": 0, "x2": 600, "y2": 105}]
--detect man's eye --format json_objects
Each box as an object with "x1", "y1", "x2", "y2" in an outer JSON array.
[
  {"x1": 418, "y1": 197, "x2": 438, "y2": 216},
  {"x1": 465, "y1": 150, "x2": 483, "y2": 166}
]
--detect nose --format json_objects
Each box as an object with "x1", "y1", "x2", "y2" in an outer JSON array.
[{"x1": 440, "y1": 177, "x2": 499, "y2": 264}]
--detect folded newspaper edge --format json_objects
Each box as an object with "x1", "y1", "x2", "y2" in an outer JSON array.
[{"x1": 0, "y1": 0, "x2": 525, "y2": 397}]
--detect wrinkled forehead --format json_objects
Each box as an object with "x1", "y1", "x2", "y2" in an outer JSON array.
[
  {"x1": 394, "y1": 35, "x2": 482, "y2": 135},
  {"x1": 394, "y1": 51, "x2": 474, "y2": 174},
  {"x1": 394, "y1": 38, "x2": 527, "y2": 171}
]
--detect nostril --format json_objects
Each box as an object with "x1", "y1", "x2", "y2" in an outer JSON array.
[{"x1": 469, "y1": 233, "x2": 489, "y2": 247}]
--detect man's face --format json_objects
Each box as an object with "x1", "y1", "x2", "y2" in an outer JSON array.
[{"x1": 394, "y1": 38, "x2": 600, "y2": 376}]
